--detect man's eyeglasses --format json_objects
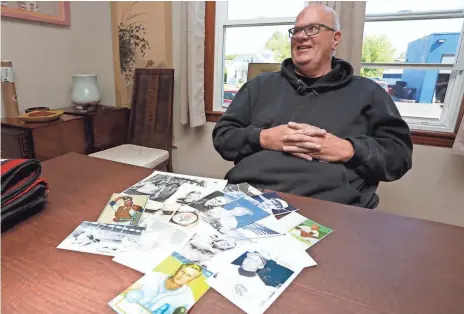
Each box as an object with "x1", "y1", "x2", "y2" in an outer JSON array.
[{"x1": 288, "y1": 23, "x2": 336, "y2": 38}]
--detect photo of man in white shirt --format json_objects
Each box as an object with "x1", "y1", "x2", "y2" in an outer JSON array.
[
  {"x1": 213, "y1": 250, "x2": 294, "y2": 312},
  {"x1": 122, "y1": 263, "x2": 202, "y2": 314}
]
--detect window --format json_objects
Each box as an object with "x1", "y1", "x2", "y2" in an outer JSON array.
[
  {"x1": 205, "y1": 1, "x2": 307, "y2": 116},
  {"x1": 205, "y1": 1, "x2": 464, "y2": 146},
  {"x1": 361, "y1": 0, "x2": 464, "y2": 137}
]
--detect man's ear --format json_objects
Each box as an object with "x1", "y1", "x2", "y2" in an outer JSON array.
[{"x1": 332, "y1": 31, "x2": 341, "y2": 50}]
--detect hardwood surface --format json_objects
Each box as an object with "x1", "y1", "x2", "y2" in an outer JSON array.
[
  {"x1": 2, "y1": 153, "x2": 464, "y2": 314},
  {"x1": 1, "y1": 115, "x2": 87, "y2": 161},
  {"x1": 1, "y1": 114, "x2": 83, "y2": 129},
  {"x1": 61, "y1": 105, "x2": 130, "y2": 153},
  {"x1": 1, "y1": 107, "x2": 129, "y2": 160},
  {"x1": 0, "y1": 127, "x2": 34, "y2": 159}
]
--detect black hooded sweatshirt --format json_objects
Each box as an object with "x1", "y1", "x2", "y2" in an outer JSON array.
[{"x1": 212, "y1": 58, "x2": 413, "y2": 208}]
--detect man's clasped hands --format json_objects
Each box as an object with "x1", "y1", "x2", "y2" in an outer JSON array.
[{"x1": 259, "y1": 122, "x2": 355, "y2": 163}]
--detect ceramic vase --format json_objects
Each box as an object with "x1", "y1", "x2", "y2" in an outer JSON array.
[{"x1": 71, "y1": 74, "x2": 101, "y2": 109}]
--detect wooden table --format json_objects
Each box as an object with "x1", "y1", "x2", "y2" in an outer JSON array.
[{"x1": 2, "y1": 153, "x2": 464, "y2": 314}]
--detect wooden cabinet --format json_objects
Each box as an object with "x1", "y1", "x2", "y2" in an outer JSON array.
[{"x1": 1, "y1": 106, "x2": 129, "y2": 161}]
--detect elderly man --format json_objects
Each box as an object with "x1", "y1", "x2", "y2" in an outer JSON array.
[{"x1": 212, "y1": 4, "x2": 413, "y2": 208}]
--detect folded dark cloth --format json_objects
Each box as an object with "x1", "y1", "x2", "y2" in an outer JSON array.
[{"x1": 1, "y1": 159, "x2": 48, "y2": 231}]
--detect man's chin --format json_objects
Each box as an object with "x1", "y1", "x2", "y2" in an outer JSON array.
[{"x1": 294, "y1": 57, "x2": 314, "y2": 66}]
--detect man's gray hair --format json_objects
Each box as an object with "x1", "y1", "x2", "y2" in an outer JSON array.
[{"x1": 322, "y1": 5, "x2": 340, "y2": 31}]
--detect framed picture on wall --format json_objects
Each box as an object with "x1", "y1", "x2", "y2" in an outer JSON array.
[{"x1": 0, "y1": 1, "x2": 71, "y2": 26}]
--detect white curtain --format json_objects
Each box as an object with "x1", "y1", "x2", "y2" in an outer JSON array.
[
  {"x1": 316, "y1": 1, "x2": 366, "y2": 75},
  {"x1": 453, "y1": 113, "x2": 464, "y2": 156},
  {"x1": 177, "y1": 1, "x2": 206, "y2": 127}
]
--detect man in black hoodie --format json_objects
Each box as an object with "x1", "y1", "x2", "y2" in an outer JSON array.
[{"x1": 212, "y1": 4, "x2": 413, "y2": 208}]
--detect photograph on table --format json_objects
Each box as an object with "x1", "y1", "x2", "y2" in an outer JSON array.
[
  {"x1": 156, "y1": 206, "x2": 179, "y2": 222},
  {"x1": 237, "y1": 183, "x2": 262, "y2": 196},
  {"x1": 97, "y1": 193, "x2": 148, "y2": 226},
  {"x1": 139, "y1": 207, "x2": 178, "y2": 224},
  {"x1": 122, "y1": 171, "x2": 227, "y2": 209},
  {"x1": 113, "y1": 219, "x2": 194, "y2": 274},
  {"x1": 223, "y1": 183, "x2": 262, "y2": 204},
  {"x1": 164, "y1": 183, "x2": 214, "y2": 212},
  {"x1": 252, "y1": 234, "x2": 317, "y2": 269},
  {"x1": 207, "y1": 245, "x2": 303, "y2": 314},
  {"x1": 169, "y1": 210, "x2": 201, "y2": 228},
  {"x1": 188, "y1": 190, "x2": 236, "y2": 213},
  {"x1": 57, "y1": 221, "x2": 145, "y2": 256},
  {"x1": 252, "y1": 192, "x2": 298, "y2": 216},
  {"x1": 200, "y1": 198, "x2": 270, "y2": 235},
  {"x1": 279, "y1": 212, "x2": 334, "y2": 249},
  {"x1": 109, "y1": 252, "x2": 213, "y2": 314},
  {"x1": 138, "y1": 208, "x2": 158, "y2": 225},
  {"x1": 236, "y1": 216, "x2": 284, "y2": 239},
  {"x1": 180, "y1": 225, "x2": 237, "y2": 271}
]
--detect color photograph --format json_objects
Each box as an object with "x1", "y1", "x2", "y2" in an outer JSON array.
[
  {"x1": 207, "y1": 246, "x2": 301, "y2": 314},
  {"x1": 279, "y1": 212, "x2": 334, "y2": 249},
  {"x1": 223, "y1": 183, "x2": 262, "y2": 205},
  {"x1": 97, "y1": 193, "x2": 148, "y2": 226},
  {"x1": 236, "y1": 220, "x2": 281, "y2": 239},
  {"x1": 289, "y1": 219, "x2": 333, "y2": 247},
  {"x1": 201, "y1": 198, "x2": 270, "y2": 234},
  {"x1": 252, "y1": 192, "x2": 298, "y2": 216},
  {"x1": 109, "y1": 252, "x2": 213, "y2": 314}
]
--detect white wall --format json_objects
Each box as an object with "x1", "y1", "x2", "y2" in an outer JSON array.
[
  {"x1": 1, "y1": 1, "x2": 115, "y2": 116},
  {"x1": 377, "y1": 145, "x2": 464, "y2": 226}
]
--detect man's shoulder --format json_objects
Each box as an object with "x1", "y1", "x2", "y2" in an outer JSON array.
[
  {"x1": 350, "y1": 76, "x2": 389, "y2": 94},
  {"x1": 246, "y1": 71, "x2": 284, "y2": 89}
]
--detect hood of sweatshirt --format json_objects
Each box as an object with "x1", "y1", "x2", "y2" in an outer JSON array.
[{"x1": 280, "y1": 57, "x2": 353, "y2": 95}]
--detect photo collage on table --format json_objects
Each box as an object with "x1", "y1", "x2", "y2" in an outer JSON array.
[{"x1": 56, "y1": 170, "x2": 333, "y2": 314}]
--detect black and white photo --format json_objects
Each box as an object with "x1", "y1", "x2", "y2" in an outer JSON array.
[
  {"x1": 181, "y1": 231, "x2": 237, "y2": 267},
  {"x1": 122, "y1": 172, "x2": 227, "y2": 211},
  {"x1": 124, "y1": 174, "x2": 205, "y2": 202},
  {"x1": 113, "y1": 219, "x2": 194, "y2": 273},
  {"x1": 57, "y1": 221, "x2": 145, "y2": 256},
  {"x1": 170, "y1": 210, "x2": 200, "y2": 227},
  {"x1": 188, "y1": 191, "x2": 236, "y2": 213},
  {"x1": 164, "y1": 184, "x2": 214, "y2": 212}
]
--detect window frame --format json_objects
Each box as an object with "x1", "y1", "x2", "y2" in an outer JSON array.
[
  {"x1": 204, "y1": 2, "x2": 464, "y2": 147},
  {"x1": 361, "y1": 8, "x2": 464, "y2": 146}
]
